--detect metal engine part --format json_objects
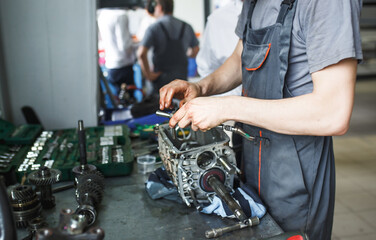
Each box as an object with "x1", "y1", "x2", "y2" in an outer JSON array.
[
  {"x1": 72, "y1": 120, "x2": 97, "y2": 187},
  {"x1": 7, "y1": 184, "x2": 42, "y2": 228},
  {"x1": 75, "y1": 170, "x2": 105, "y2": 226},
  {"x1": 156, "y1": 123, "x2": 237, "y2": 207},
  {"x1": 36, "y1": 208, "x2": 105, "y2": 240},
  {"x1": 28, "y1": 166, "x2": 61, "y2": 209}
]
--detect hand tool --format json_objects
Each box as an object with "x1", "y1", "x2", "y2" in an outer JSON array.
[
  {"x1": 205, "y1": 216, "x2": 260, "y2": 238},
  {"x1": 156, "y1": 110, "x2": 269, "y2": 143},
  {"x1": 42, "y1": 131, "x2": 62, "y2": 160}
]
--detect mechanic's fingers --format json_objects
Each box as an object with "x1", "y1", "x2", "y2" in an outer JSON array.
[
  {"x1": 164, "y1": 88, "x2": 176, "y2": 109},
  {"x1": 178, "y1": 114, "x2": 192, "y2": 129},
  {"x1": 159, "y1": 87, "x2": 168, "y2": 110},
  {"x1": 169, "y1": 106, "x2": 186, "y2": 128},
  {"x1": 179, "y1": 98, "x2": 188, "y2": 108},
  {"x1": 191, "y1": 124, "x2": 199, "y2": 132}
]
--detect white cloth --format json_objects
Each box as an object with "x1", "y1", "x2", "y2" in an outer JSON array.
[
  {"x1": 97, "y1": 9, "x2": 136, "y2": 69},
  {"x1": 196, "y1": 0, "x2": 243, "y2": 97},
  {"x1": 136, "y1": 12, "x2": 156, "y2": 42}
]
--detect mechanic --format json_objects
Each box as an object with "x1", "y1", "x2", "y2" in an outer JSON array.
[
  {"x1": 159, "y1": 0, "x2": 363, "y2": 239},
  {"x1": 137, "y1": 0, "x2": 199, "y2": 95},
  {"x1": 97, "y1": 8, "x2": 136, "y2": 93}
]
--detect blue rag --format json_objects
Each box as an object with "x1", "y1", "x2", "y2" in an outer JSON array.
[
  {"x1": 146, "y1": 167, "x2": 266, "y2": 219},
  {"x1": 201, "y1": 185, "x2": 266, "y2": 219},
  {"x1": 145, "y1": 167, "x2": 182, "y2": 203}
]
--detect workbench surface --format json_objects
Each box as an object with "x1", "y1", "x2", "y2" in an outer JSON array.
[{"x1": 16, "y1": 165, "x2": 284, "y2": 240}]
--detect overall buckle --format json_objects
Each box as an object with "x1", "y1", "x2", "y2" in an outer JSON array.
[{"x1": 281, "y1": 0, "x2": 295, "y2": 9}]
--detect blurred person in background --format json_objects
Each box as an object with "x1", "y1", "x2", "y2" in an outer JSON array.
[
  {"x1": 137, "y1": 0, "x2": 199, "y2": 95},
  {"x1": 98, "y1": 8, "x2": 136, "y2": 94},
  {"x1": 196, "y1": 0, "x2": 243, "y2": 97}
]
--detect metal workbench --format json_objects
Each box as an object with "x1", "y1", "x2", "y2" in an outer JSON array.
[{"x1": 16, "y1": 166, "x2": 284, "y2": 240}]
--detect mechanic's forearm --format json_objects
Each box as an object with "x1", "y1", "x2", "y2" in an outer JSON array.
[
  {"x1": 222, "y1": 59, "x2": 357, "y2": 136},
  {"x1": 198, "y1": 41, "x2": 243, "y2": 96},
  {"x1": 223, "y1": 95, "x2": 341, "y2": 136},
  {"x1": 138, "y1": 54, "x2": 152, "y2": 80}
]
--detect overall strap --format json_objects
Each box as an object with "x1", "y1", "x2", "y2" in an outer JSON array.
[
  {"x1": 160, "y1": 23, "x2": 171, "y2": 41},
  {"x1": 178, "y1": 22, "x2": 186, "y2": 40},
  {"x1": 278, "y1": 0, "x2": 298, "y2": 97},
  {"x1": 243, "y1": 0, "x2": 258, "y2": 41},
  {"x1": 276, "y1": 0, "x2": 296, "y2": 24}
]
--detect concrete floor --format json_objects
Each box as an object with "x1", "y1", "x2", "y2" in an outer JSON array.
[{"x1": 332, "y1": 78, "x2": 376, "y2": 239}]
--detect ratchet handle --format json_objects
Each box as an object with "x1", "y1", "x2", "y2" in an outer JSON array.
[{"x1": 205, "y1": 217, "x2": 260, "y2": 239}]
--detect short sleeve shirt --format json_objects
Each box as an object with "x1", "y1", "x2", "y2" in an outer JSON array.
[
  {"x1": 141, "y1": 15, "x2": 199, "y2": 62},
  {"x1": 235, "y1": 0, "x2": 363, "y2": 96}
]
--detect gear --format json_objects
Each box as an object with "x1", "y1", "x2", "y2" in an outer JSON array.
[
  {"x1": 7, "y1": 184, "x2": 42, "y2": 228},
  {"x1": 27, "y1": 166, "x2": 61, "y2": 209},
  {"x1": 28, "y1": 167, "x2": 61, "y2": 186},
  {"x1": 8, "y1": 184, "x2": 35, "y2": 202},
  {"x1": 77, "y1": 171, "x2": 105, "y2": 190},
  {"x1": 76, "y1": 181, "x2": 103, "y2": 207}
]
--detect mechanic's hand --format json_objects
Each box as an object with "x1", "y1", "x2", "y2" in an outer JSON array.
[
  {"x1": 148, "y1": 71, "x2": 162, "y2": 81},
  {"x1": 159, "y1": 80, "x2": 201, "y2": 110},
  {"x1": 169, "y1": 96, "x2": 226, "y2": 132}
]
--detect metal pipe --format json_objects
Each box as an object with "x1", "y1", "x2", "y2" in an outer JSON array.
[{"x1": 207, "y1": 175, "x2": 247, "y2": 222}]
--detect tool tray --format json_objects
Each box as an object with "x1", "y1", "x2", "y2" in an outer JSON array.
[
  {"x1": 0, "y1": 145, "x2": 29, "y2": 175},
  {"x1": 15, "y1": 125, "x2": 133, "y2": 182},
  {"x1": 0, "y1": 119, "x2": 43, "y2": 145}
]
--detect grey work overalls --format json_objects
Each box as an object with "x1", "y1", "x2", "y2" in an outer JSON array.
[
  {"x1": 152, "y1": 22, "x2": 188, "y2": 94},
  {"x1": 241, "y1": 1, "x2": 335, "y2": 239}
]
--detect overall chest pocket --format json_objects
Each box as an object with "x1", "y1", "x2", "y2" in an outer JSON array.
[{"x1": 243, "y1": 43, "x2": 271, "y2": 71}]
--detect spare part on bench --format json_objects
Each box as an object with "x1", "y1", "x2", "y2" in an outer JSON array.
[
  {"x1": 28, "y1": 166, "x2": 61, "y2": 209},
  {"x1": 7, "y1": 184, "x2": 42, "y2": 228},
  {"x1": 72, "y1": 120, "x2": 97, "y2": 187},
  {"x1": 35, "y1": 208, "x2": 105, "y2": 240},
  {"x1": 74, "y1": 170, "x2": 105, "y2": 226},
  {"x1": 156, "y1": 123, "x2": 238, "y2": 209}
]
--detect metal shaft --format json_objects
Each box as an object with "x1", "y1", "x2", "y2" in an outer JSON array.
[
  {"x1": 207, "y1": 175, "x2": 247, "y2": 222},
  {"x1": 205, "y1": 217, "x2": 260, "y2": 238},
  {"x1": 78, "y1": 120, "x2": 87, "y2": 167},
  {"x1": 156, "y1": 110, "x2": 173, "y2": 119}
]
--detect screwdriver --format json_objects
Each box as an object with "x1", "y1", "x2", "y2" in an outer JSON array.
[{"x1": 156, "y1": 110, "x2": 256, "y2": 142}]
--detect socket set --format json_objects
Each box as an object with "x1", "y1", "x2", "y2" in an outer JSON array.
[
  {"x1": 0, "y1": 145, "x2": 29, "y2": 174},
  {"x1": 0, "y1": 119, "x2": 43, "y2": 145},
  {"x1": 15, "y1": 125, "x2": 133, "y2": 182},
  {"x1": 0, "y1": 119, "x2": 43, "y2": 177}
]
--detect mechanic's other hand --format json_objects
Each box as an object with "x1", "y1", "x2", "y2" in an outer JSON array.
[
  {"x1": 159, "y1": 80, "x2": 201, "y2": 110},
  {"x1": 148, "y1": 71, "x2": 162, "y2": 82},
  {"x1": 169, "y1": 96, "x2": 226, "y2": 131}
]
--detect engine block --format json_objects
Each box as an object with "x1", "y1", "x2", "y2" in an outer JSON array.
[{"x1": 156, "y1": 124, "x2": 237, "y2": 207}]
